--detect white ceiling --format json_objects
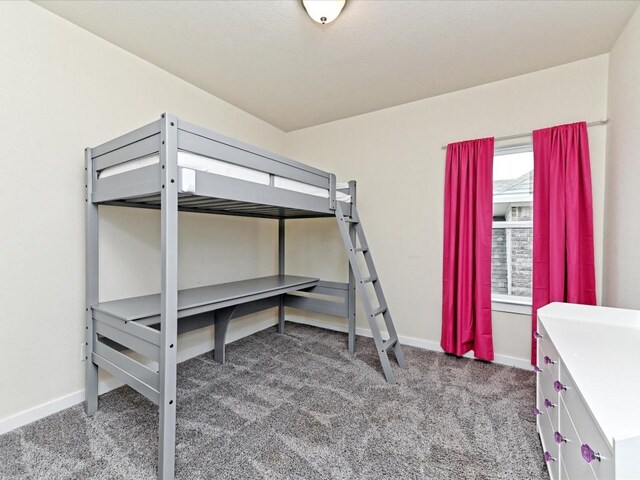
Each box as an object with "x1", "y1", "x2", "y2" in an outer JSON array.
[{"x1": 35, "y1": 0, "x2": 638, "y2": 132}]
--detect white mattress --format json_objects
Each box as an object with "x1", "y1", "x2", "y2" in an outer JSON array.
[{"x1": 99, "y1": 152, "x2": 351, "y2": 203}]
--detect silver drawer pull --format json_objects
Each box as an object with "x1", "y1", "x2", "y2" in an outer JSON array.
[{"x1": 581, "y1": 444, "x2": 601, "y2": 463}]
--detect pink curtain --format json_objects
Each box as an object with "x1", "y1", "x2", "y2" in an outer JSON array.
[
  {"x1": 531, "y1": 122, "x2": 597, "y2": 364},
  {"x1": 441, "y1": 137, "x2": 495, "y2": 362}
]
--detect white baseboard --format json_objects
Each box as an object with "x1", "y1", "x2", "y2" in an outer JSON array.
[
  {"x1": 0, "y1": 315, "x2": 530, "y2": 436},
  {"x1": 0, "y1": 375, "x2": 123, "y2": 436},
  {"x1": 0, "y1": 318, "x2": 279, "y2": 436},
  {"x1": 287, "y1": 315, "x2": 532, "y2": 371}
]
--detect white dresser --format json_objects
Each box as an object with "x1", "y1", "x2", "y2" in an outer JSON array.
[{"x1": 536, "y1": 303, "x2": 640, "y2": 480}]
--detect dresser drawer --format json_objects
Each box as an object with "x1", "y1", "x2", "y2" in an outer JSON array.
[
  {"x1": 538, "y1": 364, "x2": 556, "y2": 399},
  {"x1": 537, "y1": 321, "x2": 560, "y2": 379},
  {"x1": 539, "y1": 339, "x2": 560, "y2": 379},
  {"x1": 560, "y1": 460, "x2": 570, "y2": 480},
  {"x1": 559, "y1": 399, "x2": 597, "y2": 480},
  {"x1": 537, "y1": 384, "x2": 559, "y2": 432},
  {"x1": 538, "y1": 367, "x2": 559, "y2": 429},
  {"x1": 538, "y1": 404, "x2": 560, "y2": 480},
  {"x1": 560, "y1": 370, "x2": 614, "y2": 480},
  {"x1": 537, "y1": 323, "x2": 560, "y2": 429}
]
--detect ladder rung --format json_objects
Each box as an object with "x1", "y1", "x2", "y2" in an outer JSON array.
[
  {"x1": 362, "y1": 276, "x2": 377, "y2": 284},
  {"x1": 345, "y1": 218, "x2": 359, "y2": 223},
  {"x1": 371, "y1": 306, "x2": 387, "y2": 317},
  {"x1": 354, "y1": 247, "x2": 368, "y2": 253},
  {"x1": 381, "y1": 337, "x2": 398, "y2": 352}
]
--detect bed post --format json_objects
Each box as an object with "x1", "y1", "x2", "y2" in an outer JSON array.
[
  {"x1": 348, "y1": 180, "x2": 357, "y2": 354},
  {"x1": 159, "y1": 113, "x2": 179, "y2": 480},
  {"x1": 85, "y1": 148, "x2": 99, "y2": 415},
  {"x1": 278, "y1": 218, "x2": 286, "y2": 334}
]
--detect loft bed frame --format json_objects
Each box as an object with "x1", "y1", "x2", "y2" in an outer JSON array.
[{"x1": 85, "y1": 113, "x2": 406, "y2": 479}]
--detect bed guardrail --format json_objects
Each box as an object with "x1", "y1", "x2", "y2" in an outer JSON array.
[
  {"x1": 92, "y1": 120, "x2": 162, "y2": 167},
  {"x1": 89, "y1": 113, "x2": 339, "y2": 214},
  {"x1": 176, "y1": 122, "x2": 331, "y2": 190}
]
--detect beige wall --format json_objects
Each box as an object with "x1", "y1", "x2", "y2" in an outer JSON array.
[
  {"x1": 603, "y1": 7, "x2": 640, "y2": 309},
  {"x1": 0, "y1": 2, "x2": 286, "y2": 423},
  {"x1": 284, "y1": 55, "x2": 609, "y2": 363},
  {"x1": 0, "y1": 1, "x2": 614, "y2": 427}
]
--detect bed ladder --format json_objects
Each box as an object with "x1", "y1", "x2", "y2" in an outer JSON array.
[{"x1": 335, "y1": 205, "x2": 408, "y2": 384}]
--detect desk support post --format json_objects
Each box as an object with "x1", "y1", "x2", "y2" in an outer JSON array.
[
  {"x1": 278, "y1": 218, "x2": 285, "y2": 334},
  {"x1": 159, "y1": 113, "x2": 178, "y2": 480},
  {"x1": 214, "y1": 306, "x2": 237, "y2": 364}
]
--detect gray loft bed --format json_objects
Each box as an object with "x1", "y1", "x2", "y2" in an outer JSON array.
[{"x1": 85, "y1": 113, "x2": 406, "y2": 480}]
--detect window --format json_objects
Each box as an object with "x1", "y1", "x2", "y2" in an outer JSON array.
[{"x1": 492, "y1": 145, "x2": 533, "y2": 314}]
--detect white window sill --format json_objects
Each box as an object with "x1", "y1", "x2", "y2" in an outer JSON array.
[{"x1": 491, "y1": 296, "x2": 532, "y2": 315}]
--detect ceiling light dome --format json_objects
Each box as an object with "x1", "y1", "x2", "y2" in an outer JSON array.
[{"x1": 302, "y1": 0, "x2": 346, "y2": 25}]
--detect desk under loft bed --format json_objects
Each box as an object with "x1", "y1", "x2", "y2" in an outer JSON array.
[{"x1": 85, "y1": 113, "x2": 407, "y2": 479}]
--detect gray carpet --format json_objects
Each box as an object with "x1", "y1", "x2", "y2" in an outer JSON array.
[{"x1": 0, "y1": 323, "x2": 547, "y2": 480}]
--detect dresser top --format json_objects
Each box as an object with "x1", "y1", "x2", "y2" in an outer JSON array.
[{"x1": 539, "y1": 302, "x2": 640, "y2": 445}]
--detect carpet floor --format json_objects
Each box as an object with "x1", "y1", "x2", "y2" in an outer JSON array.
[{"x1": 0, "y1": 323, "x2": 547, "y2": 480}]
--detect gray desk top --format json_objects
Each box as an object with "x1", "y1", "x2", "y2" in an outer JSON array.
[{"x1": 93, "y1": 275, "x2": 318, "y2": 322}]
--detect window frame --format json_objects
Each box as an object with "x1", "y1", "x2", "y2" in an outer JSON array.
[{"x1": 491, "y1": 144, "x2": 534, "y2": 315}]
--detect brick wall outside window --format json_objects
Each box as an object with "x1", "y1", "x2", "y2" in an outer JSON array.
[{"x1": 491, "y1": 205, "x2": 533, "y2": 297}]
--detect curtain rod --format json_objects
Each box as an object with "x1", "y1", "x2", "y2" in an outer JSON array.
[{"x1": 440, "y1": 118, "x2": 609, "y2": 150}]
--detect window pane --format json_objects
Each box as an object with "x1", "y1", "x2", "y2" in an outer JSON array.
[
  {"x1": 492, "y1": 148, "x2": 534, "y2": 301},
  {"x1": 493, "y1": 150, "x2": 533, "y2": 220},
  {"x1": 494, "y1": 152, "x2": 533, "y2": 181},
  {"x1": 492, "y1": 228, "x2": 508, "y2": 294},
  {"x1": 491, "y1": 227, "x2": 533, "y2": 298}
]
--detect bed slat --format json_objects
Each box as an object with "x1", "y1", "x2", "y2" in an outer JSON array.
[
  {"x1": 95, "y1": 319, "x2": 160, "y2": 361},
  {"x1": 93, "y1": 310, "x2": 160, "y2": 346},
  {"x1": 94, "y1": 339, "x2": 159, "y2": 390},
  {"x1": 92, "y1": 352, "x2": 159, "y2": 405},
  {"x1": 91, "y1": 120, "x2": 161, "y2": 158},
  {"x1": 192, "y1": 170, "x2": 333, "y2": 215},
  {"x1": 93, "y1": 164, "x2": 160, "y2": 203},
  {"x1": 94, "y1": 134, "x2": 160, "y2": 172}
]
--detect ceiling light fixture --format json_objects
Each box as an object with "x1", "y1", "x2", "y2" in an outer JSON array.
[{"x1": 302, "y1": 0, "x2": 346, "y2": 25}]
